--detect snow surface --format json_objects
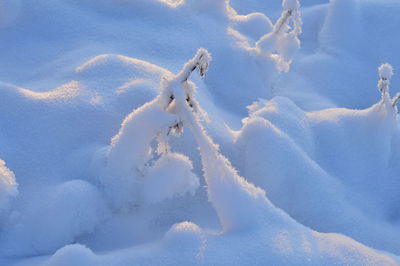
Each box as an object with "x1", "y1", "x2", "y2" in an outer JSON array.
[
  {"x1": 0, "y1": 160, "x2": 17, "y2": 214},
  {"x1": 1, "y1": 0, "x2": 400, "y2": 265}
]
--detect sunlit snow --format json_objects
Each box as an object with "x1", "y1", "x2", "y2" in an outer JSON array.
[{"x1": 1, "y1": 0, "x2": 400, "y2": 265}]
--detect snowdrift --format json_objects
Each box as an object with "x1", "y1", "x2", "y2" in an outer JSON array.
[{"x1": 1, "y1": 0, "x2": 400, "y2": 265}]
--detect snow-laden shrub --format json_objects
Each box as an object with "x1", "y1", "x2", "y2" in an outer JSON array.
[
  {"x1": 99, "y1": 49, "x2": 213, "y2": 209},
  {"x1": 0, "y1": 160, "x2": 18, "y2": 214},
  {"x1": 378, "y1": 63, "x2": 394, "y2": 99},
  {"x1": 162, "y1": 48, "x2": 289, "y2": 232},
  {"x1": 255, "y1": 0, "x2": 302, "y2": 71},
  {"x1": 376, "y1": 63, "x2": 400, "y2": 110},
  {"x1": 41, "y1": 47, "x2": 400, "y2": 266},
  {"x1": 141, "y1": 153, "x2": 199, "y2": 204}
]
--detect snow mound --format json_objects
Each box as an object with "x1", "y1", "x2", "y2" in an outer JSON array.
[
  {"x1": 46, "y1": 244, "x2": 98, "y2": 266},
  {"x1": 142, "y1": 153, "x2": 199, "y2": 204},
  {"x1": 163, "y1": 221, "x2": 204, "y2": 249},
  {"x1": 0, "y1": 180, "x2": 107, "y2": 256},
  {"x1": 233, "y1": 93, "x2": 400, "y2": 254},
  {"x1": 246, "y1": 96, "x2": 314, "y2": 155}
]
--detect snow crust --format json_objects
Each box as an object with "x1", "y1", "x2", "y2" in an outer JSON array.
[{"x1": 1, "y1": 0, "x2": 400, "y2": 265}]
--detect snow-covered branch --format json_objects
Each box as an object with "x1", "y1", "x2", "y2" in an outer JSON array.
[
  {"x1": 255, "y1": 0, "x2": 302, "y2": 72},
  {"x1": 392, "y1": 93, "x2": 400, "y2": 107},
  {"x1": 167, "y1": 49, "x2": 279, "y2": 232},
  {"x1": 98, "y1": 49, "x2": 213, "y2": 209},
  {"x1": 160, "y1": 48, "x2": 211, "y2": 134},
  {"x1": 378, "y1": 63, "x2": 393, "y2": 100},
  {"x1": 376, "y1": 63, "x2": 400, "y2": 111}
]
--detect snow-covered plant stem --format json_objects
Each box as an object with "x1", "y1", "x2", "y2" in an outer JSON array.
[
  {"x1": 169, "y1": 49, "x2": 276, "y2": 232},
  {"x1": 255, "y1": 0, "x2": 302, "y2": 71},
  {"x1": 273, "y1": 0, "x2": 301, "y2": 36},
  {"x1": 160, "y1": 48, "x2": 211, "y2": 119},
  {"x1": 378, "y1": 63, "x2": 393, "y2": 101},
  {"x1": 101, "y1": 51, "x2": 213, "y2": 209},
  {"x1": 376, "y1": 63, "x2": 400, "y2": 112},
  {"x1": 175, "y1": 92, "x2": 270, "y2": 231},
  {"x1": 107, "y1": 49, "x2": 210, "y2": 180},
  {"x1": 392, "y1": 93, "x2": 400, "y2": 108}
]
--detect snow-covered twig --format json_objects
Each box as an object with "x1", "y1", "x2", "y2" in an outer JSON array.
[
  {"x1": 255, "y1": 0, "x2": 302, "y2": 72},
  {"x1": 161, "y1": 48, "x2": 211, "y2": 135},
  {"x1": 100, "y1": 50, "x2": 212, "y2": 209},
  {"x1": 168, "y1": 49, "x2": 277, "y2": 232},
  {"x1": 392, "y1": 93, "x2": 400, "y2": 107},
  {"x1": 378, "y1": 63, "x2": 393, "y2": 100}
]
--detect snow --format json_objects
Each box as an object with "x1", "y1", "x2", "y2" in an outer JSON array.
[
  {"x1": 379, "y1": 63, "x2": 394, "y2": 80},
  {"x1": 45, "y1": 244, "x2": 98, "y2": 266},
  {"x1": 283, "y1": 0, "x2": 300, "y2": 10},
  {"x1": 0, "y1": 160, "x2": 17, "y2": 213},
  {"x1": 1, "y1": 0, "x2": 400, "y2": 265},
  {"x1": 141, "y1": 153, "x2": 199, "y2": 205}
]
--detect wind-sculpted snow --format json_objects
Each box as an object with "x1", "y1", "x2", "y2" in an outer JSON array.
[
  {"x1": 1, "y1": 0, "x2": 400, "y2": 265},
  {"x1": 43, "y1": 48, "x2": 400, "y2": 266},
  {"x1": 236, "y1": 96, "x2": 400, "y2": 254}
]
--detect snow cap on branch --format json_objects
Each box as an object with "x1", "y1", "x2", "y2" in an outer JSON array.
[
  {"x1": 379, "y1": 63, "x2": 394, "y2": 80},
  {"x1": 255, "y1": 0, "x2": 302, "y2": 72},
  {"x1": 176, "y1": 48, "x2": 211, "y2": 81},
  {"x1": 283, "y1": 0, "x2": 300, "y2": 10},
  {"x1": 196, "y1": 48, "x2": 212, "y2": 77},
  {"x1": 377, "y1": 63, "x2": 394, "y2": 98}
]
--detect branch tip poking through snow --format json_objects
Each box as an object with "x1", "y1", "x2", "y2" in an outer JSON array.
[
  {"x1": 166, "y1": 48, "x2": 288, "y2": 232},
  {"x1": 379, "y1": 63, "x2": 394, "y2": 80},
  {"x1": 97, "y1": 51, "x2": 216, "y2": 209},
  {"x1": 255, "y1": 0, "x2": 302, "y2": 72},
  {"x1": 377, "y1": 63, "x2": 394, "y2": 100},
  {"x1": 392, "y1": 93, "x2": 400, "y2": 107}
]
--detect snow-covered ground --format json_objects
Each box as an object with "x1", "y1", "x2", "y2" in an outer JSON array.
[{"x1": 1, "y1": 0, "x2": 400, "y2": 265}]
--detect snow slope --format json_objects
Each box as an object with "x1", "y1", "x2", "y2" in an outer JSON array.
[{"x1": 1, "y1": 0, "x2": 400, "y2": 265}]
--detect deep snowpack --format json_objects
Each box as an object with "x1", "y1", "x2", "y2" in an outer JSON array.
[{"x1": 1, "y1": 0, "x2": 400, "y2": 265}]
